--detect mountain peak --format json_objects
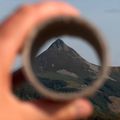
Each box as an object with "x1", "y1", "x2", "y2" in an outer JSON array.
[
  {"x1": 54, "y1": 39, "x2": 65, "y2": 45},
  {"x1": 46, "y1": 39, "x2": 81, "y2": 57},
  {"x1": 49, "y1": 39, "x2": 66, "y2": 49}
]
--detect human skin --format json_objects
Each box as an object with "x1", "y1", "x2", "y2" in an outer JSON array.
[{"x1": 0, "y1": 2, "x2": 93, "y2": 120}]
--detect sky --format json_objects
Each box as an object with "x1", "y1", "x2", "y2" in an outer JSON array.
[{"x1": 0, "y1": 0, "x2": 120, "y2": 68}]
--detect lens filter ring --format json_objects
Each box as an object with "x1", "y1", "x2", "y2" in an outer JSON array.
[{"x1": 22, "y1": 15, "x2": 111, "y2": 101}]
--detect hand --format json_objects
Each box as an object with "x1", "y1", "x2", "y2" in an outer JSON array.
[{"x1": 0, "y1": 2, "x2": 93, "y2": 120}]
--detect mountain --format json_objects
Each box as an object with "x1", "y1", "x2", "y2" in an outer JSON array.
[
  {"x1": 31, "y1": 39, "x2": 100, "y2": 93},
  {"x1": 33, "y1": 39, "x2": 98, "y2": 79},
  {"x1": 14, "y1": 39, "x2": 120, "y2": 119}
]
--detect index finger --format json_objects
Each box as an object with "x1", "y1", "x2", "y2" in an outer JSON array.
[{"x1": 0, "y1": 1, "x2": 79, "y2": 72}]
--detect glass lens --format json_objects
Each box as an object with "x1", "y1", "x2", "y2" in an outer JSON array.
[{"x1": 31, "y1": 36, "x2": 100, "y2": 93}]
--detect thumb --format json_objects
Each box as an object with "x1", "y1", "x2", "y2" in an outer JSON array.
[{"x1": 52, "y1": 99, "x2": 93, "y2": 120}]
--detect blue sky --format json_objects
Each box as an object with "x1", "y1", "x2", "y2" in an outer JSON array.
[{"x1": 0, "y1": 0, "x2": 120, "y2": 67}]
